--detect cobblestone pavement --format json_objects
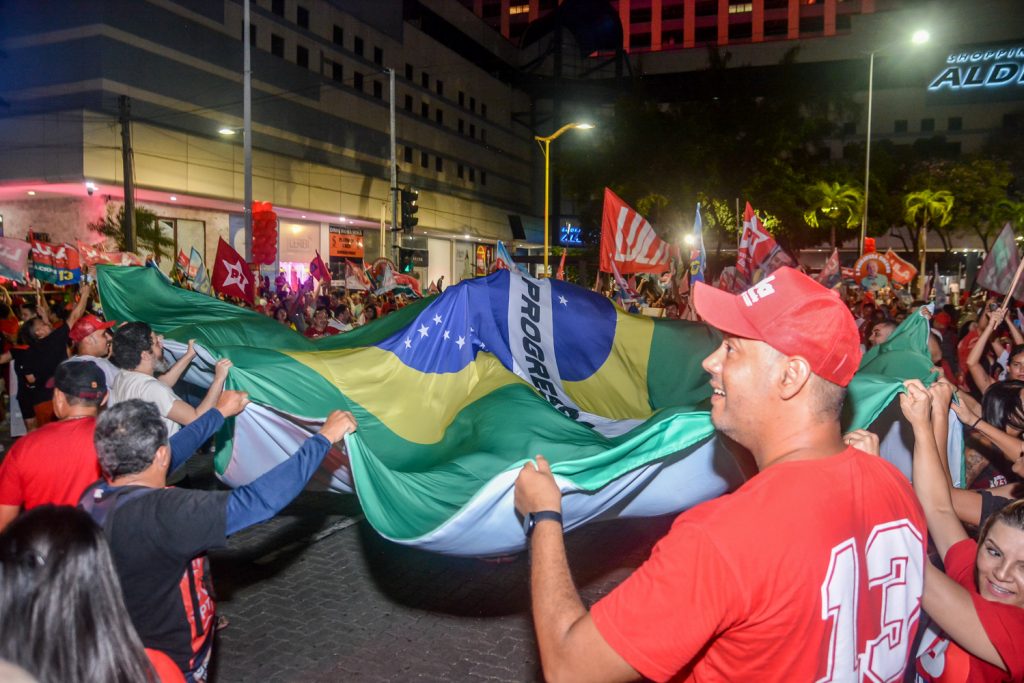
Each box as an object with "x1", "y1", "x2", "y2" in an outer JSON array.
[{"x1": 207, "y1": 488, "x2": 673, "y2": 683}]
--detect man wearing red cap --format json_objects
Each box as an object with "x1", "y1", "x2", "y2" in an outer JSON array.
[
  {"x1": 67, "y1": 313, "x2": 120, "y2": 389},
  {"x1": 515, "y1": 267, "x2": 927, "y2": 682}
]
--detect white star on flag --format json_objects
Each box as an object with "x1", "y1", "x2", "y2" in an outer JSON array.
[
  {"x1": 456, "y1": 336, "x2": 465, "y2": 349},
  {"x1": 558, "y1": 295, "x2": 568, "y2": 306},
  {"x1": 433, "y1": 314, "x2": 443, "y2": 325},
  {"x1": 404, "y1": 338, "x2": 412, "y2": 349},
  {"x1": 222, "y1": 260, "x2": 248, "y2": 289},
  {"x1": 418, "y1": 324, "x2": 430, "y2": 338},
  {"x1": 443, "y1": 330, "x2": 450, "y2": 340}
]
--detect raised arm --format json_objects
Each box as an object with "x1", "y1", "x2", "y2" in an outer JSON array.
[
  {"x1": 1008, "y1": 308, "x2": 1024, "y2": 345},
  {"x1": 967, "y1": 309, "x2": 1003, "y2": 394},
  {"x1": 67, "y1": 280, "x2": 92, "y2": 329},
  {"x1": 922, "y1": 564, "x2": 1006, "y2": 670},
  {"x1": 902, "y1": 379, "x2": 967, "y2": 559},
  {"x1": 164, "y1": 358, "x2": 232, "y2": 426},
  {"x1": 949, "y1": 397, "x2": 1024, "y2": 466},
  {"x1": 158, "y1": 339, "x2": 197, "y2": 387},
  {"x1": 224, "y1": 410, "x2": 355, "y2": 534}
]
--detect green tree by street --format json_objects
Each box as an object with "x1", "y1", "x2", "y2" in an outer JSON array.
[
  {"x1": 88, "y1": 204, "x2": 175, "y2": 262},
  {"x1": 801, "y1": 181, "x2": 863, "y2": 249},
  {"x1": 904, "y1": 189, "x2": 954, "y2": 298}
]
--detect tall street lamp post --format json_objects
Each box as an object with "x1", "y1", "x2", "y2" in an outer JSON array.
[
  {"x1": 860, "y1": 29, "x2": 930, "y2": 256},
  {"x1": 535, "y1": 122, "x2": 593, "y2": 276}
]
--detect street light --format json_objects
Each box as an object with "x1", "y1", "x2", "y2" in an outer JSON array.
[
  {"x1": 535, "y1": 122, "x2": 594, "y2": 276},
  {"x1": 860, "y1": 29, "x2": 930, "y2": 255}
]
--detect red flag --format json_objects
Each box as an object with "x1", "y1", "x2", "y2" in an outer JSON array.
[
  {"x1": 816, "y1": 248, "x2": 840, "y2": 285},
  {"x1": 737, "y1": 203, "x2": 775, "y2": 279},
  {"x1": 599, "y1": 188, "x2": 672, "y2": 275},
  {"x1": 883, "y1": 249, "x2": 918, "y2": 286},
  {"x1": 310, "y1": 250, "x2": 330, "y2": 282},
  {"x1": 555, "y1": 250, "x2": 567, "y2": 280},
  {"x1": 211, "y1": 238, "x2": 254, "y2": 303},
  {"x1": 76, "y1": 240, "x2": 143, "y2": 267}
]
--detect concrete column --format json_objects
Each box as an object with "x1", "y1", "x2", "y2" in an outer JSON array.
[
  {"x1": 652, "y1": 0, "x2": 663, "y2": 50},
  {"x1": 788, "y1": 0, "x2": 800, "y2": 39},
  {"x1": 718, "y1": 0, "x2": 729, "y2": 45},
  {"x1": 752, "y1": 0, "x2": 764, "y2": 42},
  {"x1": 684, "y1": 0, "x2": 695, "y2": 48}
]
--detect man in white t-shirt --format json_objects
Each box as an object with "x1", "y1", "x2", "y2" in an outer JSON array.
[{"x1": 110, "y1": 322, "x2": 230, "y2": 436}]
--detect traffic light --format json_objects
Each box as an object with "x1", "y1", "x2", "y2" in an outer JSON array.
[{"x1": 400, "y1": 188, "x2": 419, "y2": 233}]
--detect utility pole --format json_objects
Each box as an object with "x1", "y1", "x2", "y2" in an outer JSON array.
[
  {"x1": 388, "y1": 67, "x2": 398, "y2": 262},
  {"x1": 243, "y1": 0, "x2": 253, "y2": 260},
  {"x1": 118, "y1": 95, "x2": 136, "y2": 252}
]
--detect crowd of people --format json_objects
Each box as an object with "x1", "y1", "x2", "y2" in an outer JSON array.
[
  {"x1": 0, "y1": 264, "x2": 1022, "y2": 681},
  {"x1": 0, "y1": 279, "x2": 357, "y2": 682}
]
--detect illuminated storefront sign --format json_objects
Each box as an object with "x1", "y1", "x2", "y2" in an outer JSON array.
[
  {"x1": 928, "y1": 44, "x2": 1024, "y2": 93},
  {"x1": 559, "y1": 224, "x2": 583, "y2": 245}
]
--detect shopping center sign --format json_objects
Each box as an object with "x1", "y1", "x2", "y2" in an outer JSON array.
[{"x1": 927, "y1": 42, "x2": 1024, "y2": 103}]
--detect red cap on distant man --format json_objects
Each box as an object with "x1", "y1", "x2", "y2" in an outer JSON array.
[
  {"x1": 70, "y1": 314, "x2": 116, "y2": 343},
  {"x1": 692, "y1": 267, "x2": 862, "y2": 387}
]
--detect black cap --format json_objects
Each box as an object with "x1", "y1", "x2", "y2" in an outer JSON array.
[{"x1": 51, "y1": 360, "x2": 107, "y2": 400}]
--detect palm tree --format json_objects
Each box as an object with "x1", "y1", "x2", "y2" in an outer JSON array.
[
  {"x1": 904, "y1": 189, "x2": 955, "y2": 299},
  {"x1": 993, "y1": 198, "x2": 1024, "y2": 232},
  {"x1": 802, "y1": 181, "x2": 863, "y2": 248}
]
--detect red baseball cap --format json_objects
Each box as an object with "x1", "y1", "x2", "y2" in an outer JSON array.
[
  {"x1": 693, "y1": 267, "x2": 862, "y2": 386},
  {"x1": 70, "y1": 314, "x2": 116, "y2": 343}
]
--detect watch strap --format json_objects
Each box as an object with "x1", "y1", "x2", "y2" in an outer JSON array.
[{"x1": 527, "y1": 510, "x2": 563, "y2": 536}]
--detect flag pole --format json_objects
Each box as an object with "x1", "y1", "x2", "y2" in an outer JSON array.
[{"x1": 1000, "y1": 256, "x2": 1024, "y2": 310}]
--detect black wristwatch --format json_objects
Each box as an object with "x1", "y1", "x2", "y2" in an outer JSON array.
[{"x1": 522, "y1": 510, "x2": 563, "y2": 537}]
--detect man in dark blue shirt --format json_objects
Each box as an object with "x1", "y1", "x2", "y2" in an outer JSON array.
[{"x1": 81, "y1": 398, "x2": 355, "y2": 682}]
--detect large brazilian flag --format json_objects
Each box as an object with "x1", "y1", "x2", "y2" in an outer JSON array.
[{"x1": 97, "y1": 266, "x2": 958, "y2": 556}]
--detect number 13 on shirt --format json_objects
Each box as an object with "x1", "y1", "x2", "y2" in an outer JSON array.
[{"x1": 818, "y1": 520, "x2": 925, "y2": 683}]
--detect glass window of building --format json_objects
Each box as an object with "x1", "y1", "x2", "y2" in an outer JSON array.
[
  {"x1": 373, "y1": 80, "x2": 383, "y2": 99},
  {"x1": 296, "y1": 45, "x2": 309, "y2": 68},
  {"x1": 374, "y1": 47, "x2": 383, "y2": 65},
  {"x1": 948, "y1": 116, "x2": 963, "y2": 131},
  {"x1": 332, "y1": 61, "x2": 342, "y2": 82},
  {"x1": 421, "y1": 102, "x2": 429, "y2": 118},
  {"x1": 405, "y1": 63, "x2": 413, "y2": 79},
  {"x1": 921, "y1": 118, "x2": 935, "y2": 133},
  {"x1": 354, "y1": 36, "x2": 363, "y2": 56},
  {"x1": 404, "y1": 147, "x2": 413, "y2": 163},
  {"x1": 436, "y1": 80, "x2": 444, "y2": 96},
  {"x1": 435, "y1": 156, "x2": 443, "y2": 172},
  {"x1": 271, "y1": 34, "x2": 284, "y2": 57},
  {"x1": 435, "y1": 109, "x2": 443, "y2": 124},
  {"x1": 333, "y1": 25, "x2": 343, "y2": 46},
  {"x1": 353, "y1": 71, "x2": 363, "y2": 91},
  {"x1": 895, "y1": 119, "x2": 908, "y2": 133},
  {"x1": 272, "y1": 0, "x2": 284, "y2": 17},
  {"x1": 421, "y1": 72, "x2": 430, "y2": 88},
  {"x1": 297, "y1": 5, "x2": 309, "y2": 29},
  {"x1": 421, "y1": 152, "x2": 429, "y2": 168},
  {"x1": 405, "y1": 94, "x2": 413, "y2": 111}
]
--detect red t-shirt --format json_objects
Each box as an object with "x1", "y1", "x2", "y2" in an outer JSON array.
[
  {"x1": 0, "y1": 417, "x2": 100, "y2": 509},
  {"x1": 917, "y1": 538, "x2": 1024, "y2": 682},
  {"x1": 303, "y1": 325, "x2": 339, "y2": 339},
  {"x1": 591, "y1": 447, "x2": 927, "y2": 682}
]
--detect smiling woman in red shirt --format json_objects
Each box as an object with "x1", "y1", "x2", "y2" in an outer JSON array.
[{"x1": 902, "y1": 378, "x2": 1024, "y2": 682}]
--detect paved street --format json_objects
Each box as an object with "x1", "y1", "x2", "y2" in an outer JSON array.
[{"x1": 206, "y1": 487, "x2": 672, "y2": 682}]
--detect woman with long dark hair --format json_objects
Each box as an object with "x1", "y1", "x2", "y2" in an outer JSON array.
[{"x1": 0, "y1": 505, "x2": 183, "y2": 682}]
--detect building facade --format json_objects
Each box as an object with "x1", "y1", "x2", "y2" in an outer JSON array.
[{"x1": 0, "y1": 0, "x2": 541, "y2": 288}]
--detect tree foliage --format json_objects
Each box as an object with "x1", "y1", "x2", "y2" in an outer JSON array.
[
  {"x1": 802, "y1": 181, "x2": 863, "y2": 248},
  {"x1": 87, "y1": 204, "x2": 175, "y2": 261}
]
